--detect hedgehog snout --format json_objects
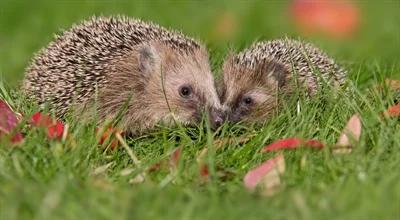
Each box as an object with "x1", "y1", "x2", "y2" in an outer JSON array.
[{"x1": 209, "y1": 108, "x2": 226, "y2": 130}]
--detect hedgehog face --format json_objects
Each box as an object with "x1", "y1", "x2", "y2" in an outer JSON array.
[
  {"x1": 97, "y1": 43, "x2": 224, "y2": 134},
  {"x1": 130, "y1": 43, "x2": 224, "y2": 131},
  {"x1": 220, "y1": 57, "x2": 291, "y2": 124}
]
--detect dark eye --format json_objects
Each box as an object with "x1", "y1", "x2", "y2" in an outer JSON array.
[
  {"x1": 179, "y1": 85, "x2": 192, "y2": 98},
  {"x1": 242, "y1": 96, "x2": 253, "y2": 105}
]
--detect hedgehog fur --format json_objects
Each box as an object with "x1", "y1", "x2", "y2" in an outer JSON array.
[
  {"x1": 220, "y1": 38, "x2": 347, "y2": 123},
  {"x1": 23, "y1": 16, "x2": 224, "y2": 134}
]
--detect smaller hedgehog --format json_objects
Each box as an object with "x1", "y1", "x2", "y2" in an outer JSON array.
[
  {"x1": 23, "y1": 16, "x2": 224, "y2": 134},
  {"x1": 219, "y1": 38, "x2": 346, "y2": 124}
]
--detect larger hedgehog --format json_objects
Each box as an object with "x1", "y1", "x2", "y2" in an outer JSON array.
[
  {"x1": 219, "y1": 38, "x2": 346, "y2": 124},
  {"x1": 23, "y1": 16, "x2": 224, "y2": 134}
]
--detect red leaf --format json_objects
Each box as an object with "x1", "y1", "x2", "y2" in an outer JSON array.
[
  {"x1": 47, "y1": 122, "x2": 64, "y2": 139},
  {"x1": 290, "y1": 0, "x2": 360, "y2": 38},
  {"x1": 10, "y1": 133, "x2": 24, "y2": 143},
  {"x1": 0, "y1": 99, "x2": 24, "y2": 143},
  {"x1": 383, "y1": 104, "x2": 400, "y2": 117},
  {"x1": 0, "y1": 100, "x2": 20, "y2": 133},
  {"x1": 261, "y1": 138, "x2": 324, "y2": 152},
  {"x1": 30, "y1": 112, "x2": 65, "y2": 140},
  {"x1": 30, "y1": 112, "x2": 53, "y2": 127},
  {"x1": 199, "y1": 164, "x2": 209, "y2": 178},
  {"x1": 244, "y1": 155, "x2": 285, "y2": 191}
]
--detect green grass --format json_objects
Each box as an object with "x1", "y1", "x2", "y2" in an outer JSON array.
[{"x1": 1, "y1": 0, "x2": 400, "y2": 219}]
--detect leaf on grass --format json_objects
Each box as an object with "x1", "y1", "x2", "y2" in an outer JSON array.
[
  {"x1": 385, "y1": 79, "x2": 400, "y2": 91},
  {"x1": 147, "y1": 146, "x2": 183, "y2": 173},
  {"x1": 289, "y1": 0, "x2": 360, "y2": 38},
  {"x1": 97, "y1": 126, "x2": 123, "y2": 150},
  {"x1": 0, "y1": 99, "x2": 24, "y2": 143},
  {"x1": 30, "y1": 112, "x2": 65, "y2": 140},
  {"x1": 261, "y1": 138, "x2": 324, "y2": 152},
  {"x1": 243, "y1": 155, "x2": 285, "y2": 196},
  {"x1": 10, "y1": 133, "x2": 24, "y2": 143},
  {"x1": 120, "y1": 168, "x2": 135, "y2": 176},
  {"x1": 383, "y1": 103, "x2": 400, "y2": 117},
  {"x1": 92, "y1": 162, "x2": 115, "y2": 176},
  {"x1": 147, "y1": 162, "x2": 163, "y2": 173},
  {"x1": 199, "y1": 164, "x2": 209, "y2": 179},
  {"x1": 169, "y1": 146, "x2": 182, "y2": 170},
  {"x1": 129, "y1": 173, "x2": 145, "y2": 184},
  {"x1": 333, "y1": 114, "x2": 361, "y2": 154}
]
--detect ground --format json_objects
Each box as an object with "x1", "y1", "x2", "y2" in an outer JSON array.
[{"x1": 0, "y1": 1, "x2": 400, "y2": 219}]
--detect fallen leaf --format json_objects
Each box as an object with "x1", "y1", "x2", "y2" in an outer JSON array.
[
  {"x1": 243, "y1": 155, "x2": 285, "y2": 196},
  {"x1": 97, "y1": 126, "x2": 122, "y2": 150},
  {"x1": 169, "y1": 146, "x2": 182, "y2": 170},
  {"x1": 333, "y1": 114, "x2": 361, "y2": 154},
  {"x1": 120, "y1": 168, "x2": 135, "y2": 176},
  {"x1": 383, "y1": 104, "x2": 400, "y2": 117},
  {"x1": 0, "y1": 100, "x2": 19, "y2": 133},
  {"x1": 129, "y1": 173, "x2": 145, "y2": 184},
  {"x1": 147, "y1": 162, "x2": 163, "y2": 173},
  {"x1": 92, "y1": 162, "x2": 115, "y2": 176},
  {"x1": 0, "y1": 99, "x2": 24, "y2": 144},
  {"x1": 385, "y1": 79, "x2": 400, "y2": 91},
  {"x1": 199, "y1": 164, "x2": 210, "y2": 179},
  {"x1": 30, "y1": 112, "x2": 53, "y2": 127},
  {"x1": 30, "y1": 112, "x2": 65, "y2": 140},
  {"x1": 10, "y1": 133, "x2": 24, "y2": 143},
  {"x1": 47, "y1": 121, "x2": 64, "y2": 139},
  {"x1": 290, "y1": 0, "x2": 360, "y2": 38},
  {"x1": 261, "y1": 138, "x2": 324, "y2": 152},
  {"x1": 213, "y1": 135, "x2": 252, "y2": 149}
]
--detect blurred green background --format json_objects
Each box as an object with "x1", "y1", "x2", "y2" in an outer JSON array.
[
  {"x1": 0, "y1": 0, "x2": 399, "y2": 86},
  {"x1": 1, "y1": 2, "x2": 400, "y2": 219}
]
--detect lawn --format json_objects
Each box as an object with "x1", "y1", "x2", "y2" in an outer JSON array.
[{"x1": 0, "y1": 1, "x2": 400, "y2": 219}]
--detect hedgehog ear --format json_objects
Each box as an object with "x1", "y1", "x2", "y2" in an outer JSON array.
[
  {"x1": 137, "y1": 44, "x2": 162, "y2": 76},
  {"x1": 259, "y1": 59, "x2": 290, "y2": 88}
]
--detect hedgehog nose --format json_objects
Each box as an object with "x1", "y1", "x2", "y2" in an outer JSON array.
[{"x1": 210, "y1": 109, "x2": 225, "y2": 130}]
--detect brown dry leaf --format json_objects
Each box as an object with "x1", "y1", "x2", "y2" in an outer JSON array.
[
  {"x1": 129, "y1": 173, "x2": 145, "y2": 184},
  {"x1": 92, "y1": 162, "x2": 115, "y2": 176},
  {"x1": 169, "y1": 146, "x2": 182, "y2": 171},
  {"x1": 97, "y1": 126, "x2": 123, "y2": 150},
  {"x1": 385, "y1": 79, "x2": 400, "y2": 91},
  {"x1": 120, "y1": 168, "x2": 135, "y2": 176},
  {"x1": 333, "y1": 114, "x2": 362, "y2": 154}
]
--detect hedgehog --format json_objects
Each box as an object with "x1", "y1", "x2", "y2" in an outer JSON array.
[
  {"x1": 23, "y1": 16, "x2": 224, "y2": 134},
  {"x1": 219, "y1": 38, "x2": 346, "y2": 124}
]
